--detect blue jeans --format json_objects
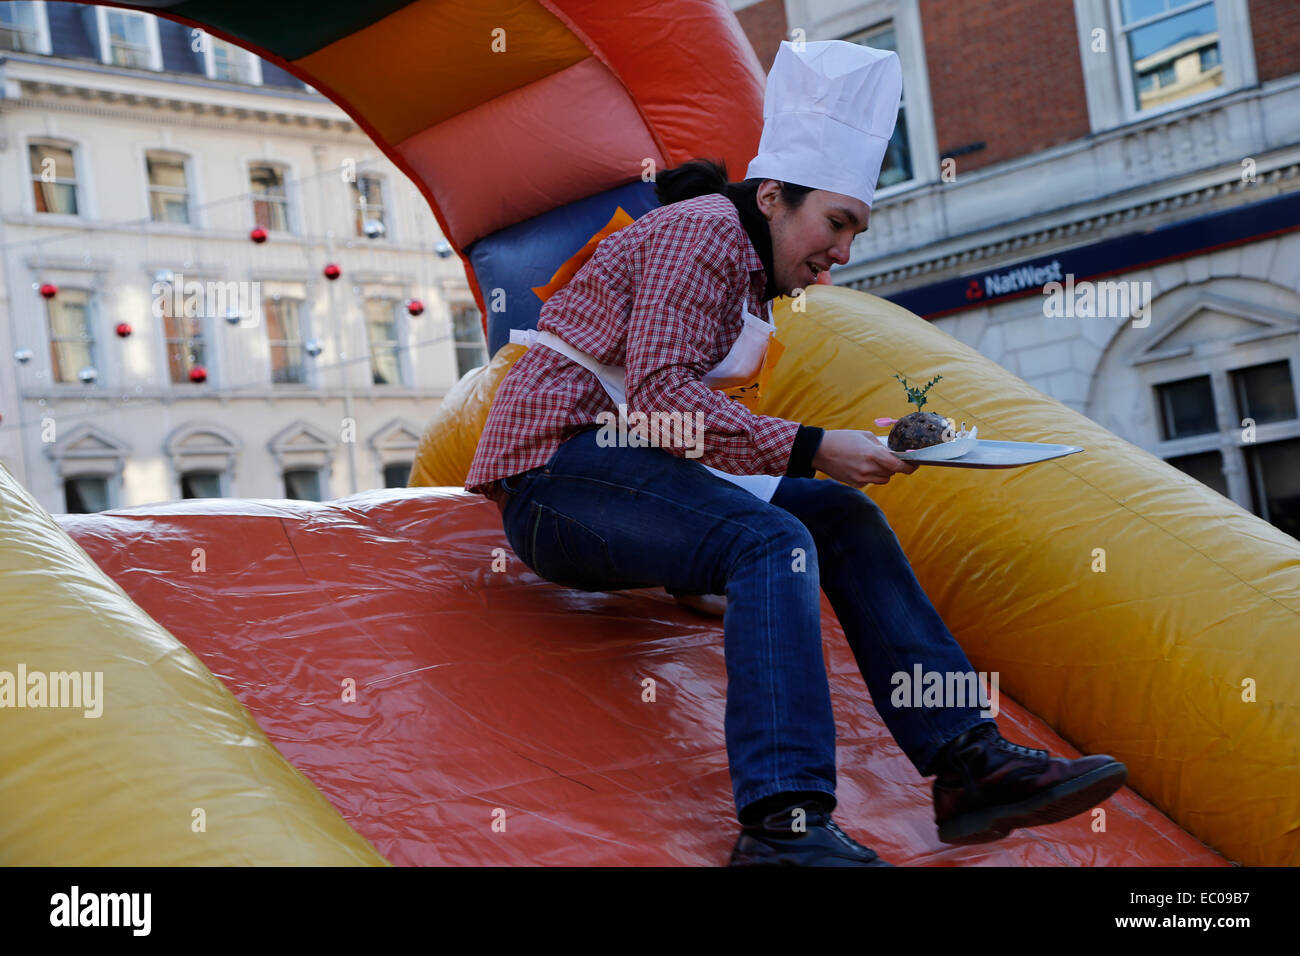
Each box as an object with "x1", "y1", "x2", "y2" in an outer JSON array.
[{"x1": 498, "y1": 424, "x2": 995, "y2": 821}]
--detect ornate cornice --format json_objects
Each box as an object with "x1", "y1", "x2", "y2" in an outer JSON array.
[
  {"x1": 5, "y1": 82, "x2": 357, "y2": 134},
  {"x1": 848, "y1": 164, "x2": 1300, "y2": 294}
]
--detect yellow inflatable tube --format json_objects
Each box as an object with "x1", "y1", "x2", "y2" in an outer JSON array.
[
  {"x1": 0, "y1": 464, "x2": 388, "y2": 866},
  {"x1": 414, "y1": 285, "x2": 1300, "y2": 866}
]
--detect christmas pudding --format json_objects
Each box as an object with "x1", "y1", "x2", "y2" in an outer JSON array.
[{"x1": 886, "y1": 374, "x2": 958, "y2": 451}]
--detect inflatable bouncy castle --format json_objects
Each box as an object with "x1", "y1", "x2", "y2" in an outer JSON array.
[{"x1": 2, "y1": 1, "x2": 1295, "y2": 867}]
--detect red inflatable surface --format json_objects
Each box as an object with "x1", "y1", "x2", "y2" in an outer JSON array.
[{"x1": 57, "y1": 488, "x2": 1227, "y2": 866}]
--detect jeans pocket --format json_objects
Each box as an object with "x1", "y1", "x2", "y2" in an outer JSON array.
[
  {"x1": 526, "y1": 501, "x2": 615, "y2": 591},
  {"x1": 500, "y1": 468, "x2": 540, "y2": 496}
]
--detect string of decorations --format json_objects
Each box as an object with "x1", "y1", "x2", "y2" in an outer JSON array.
[{"x1": 8, "y1": 156, "x2": 464, "y2": 431}]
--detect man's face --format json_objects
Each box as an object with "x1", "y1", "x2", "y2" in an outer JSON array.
[{"x1": 757, "y1": 181, "x2": 870, "y2": 297}]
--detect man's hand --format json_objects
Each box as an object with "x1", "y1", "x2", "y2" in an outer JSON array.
[{"x1": 811, "y1": 429, "x2": 918, "y2": 486}]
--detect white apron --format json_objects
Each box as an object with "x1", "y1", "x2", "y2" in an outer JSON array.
[{"x1": 509, "y1": 301, "x2": 782, "y2": 501}]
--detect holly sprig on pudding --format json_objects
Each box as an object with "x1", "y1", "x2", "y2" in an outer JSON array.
[{"x1": 887, "y1": 374, "x2": 956, "y2": 451}]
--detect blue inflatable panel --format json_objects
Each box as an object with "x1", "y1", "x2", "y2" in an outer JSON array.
[{"x1": 469, "y1": 180, "x2": 660, "y2": 356}]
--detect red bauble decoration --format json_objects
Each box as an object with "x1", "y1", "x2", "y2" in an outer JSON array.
[
  {"x1": 249, "y1": 227, "x2": 268, "y2": 243},
  {"x1": 189, "y1": 365, "x2": 208, "y2": 383},
  {"x1": 39, "y1": 283, "x2": 58, "y2": 299},
  {"x1": 406, "y1": 298, "x2": 424, "y2": 316},
  {"x1": 323, "y1": 263, "x2": 341, "y2": 280},
  {"x1": 115, "y1": 322, "x2": 132, "y2": 338}
]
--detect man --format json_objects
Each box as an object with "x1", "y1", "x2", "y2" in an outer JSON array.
[{"x1": 466, "y1": 40, "x2": 1127, "y2": 866}]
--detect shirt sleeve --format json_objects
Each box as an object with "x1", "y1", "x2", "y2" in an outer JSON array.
[
  {"x1": 786, "y1": 425, "x2": 825, "y2": 478},
  {"x1": 622, "y1": 212, "x2": 803, "y2": 475}
]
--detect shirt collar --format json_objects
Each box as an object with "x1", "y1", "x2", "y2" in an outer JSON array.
[{"x1": 725, "y1": 188, "x2": 778, "y2": 302}]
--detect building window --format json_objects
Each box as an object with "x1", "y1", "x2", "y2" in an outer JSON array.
[
  {"x1": 106, "y1": 9, "x2": 150, "y2": 67},
  {"x1": 1120, "y1": 0, "x2": 1223, "y2": 112},
  {"x1": 146, "y1": 151, "x2": 191, "y2": 224},
  {"x1": 29, "y1": 142, "x2": 79, "y2": 216},
  {"x1": 383, "y1": 462, "x2": 411, "y2": 488},
  {"x1": 451, "y1": 303, "x2": 487, "y2": 379},
  {"x1": 284, "y1": 468, "x2": 322, "y2": 501},
  {"x1": 161, "y1": 295, "x2": 206, "y2": 385},
  {"x1": 88, "y1": 7, "x2": 160, "y2": 70},
  {"x1": 46, "y1": 288, "x2": 96, "y2": 384},
  {"x1": 265, "y1": 297, "x2": 306, "y2": 384},
  {"x1": 0, "y1": 2, "x2": 42, "y2": 52},
  {"x1": 365, "y1": 299, "x2": 404, "y2": 385},
  {"x1": 1155, "y1": 358, "x2": 1300, "y2": 541},
  {"x1": 64, "y1": 475, "x2": 110, "y2": 513},
  {"x1": 353, "y1": 174, "x2": 387, "y2": 238},
  {"x1": 1078, "y1": 0, "x2": 1255, "y2": 129},
  {"x1": 180, "y1": 470, "x2": 223, "y2": 498},
  {"x1": 1164, "y1": 449, "x2": 1228, "y2": 496},
  {"x1": 1243, "y1": 438, "x2": 1300, "y2": 540},
  {"x1": 1231, "y1": 360, "x2": 1297, "y2": 426},
  {"x1": 1155, "y1": 374, "x2": 1216, "y2": 438},
  {"x1": 204, "y1": 35, "x2": 260, "y2": 84},
  {"x1": 249, "y1": 163, "x2": 290, "y2": 232},
  {"x1": 842, "y1": 23, "x2": 913, "y2": 189}
]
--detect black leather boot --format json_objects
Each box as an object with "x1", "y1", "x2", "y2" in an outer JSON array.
[
  {"x1": 729, "y1": 795, "x2": 894, "y2": 867},
  {"x1": 931, "y1": 723, "x2": 1128, "y2": 845}
]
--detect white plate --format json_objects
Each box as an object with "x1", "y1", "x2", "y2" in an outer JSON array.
[
  {"x1": 893, "y1": 434, "x2": 979, "y2": 461},
  {"x1": 873, "y1": 434, "x2": 1084, "y2": 469}
]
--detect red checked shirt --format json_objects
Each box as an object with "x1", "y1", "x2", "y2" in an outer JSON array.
[{"x1": 465, "y1": 192, "x2": 807, "y2": 504}]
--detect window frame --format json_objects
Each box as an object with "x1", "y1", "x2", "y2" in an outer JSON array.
[
  {"x1": 282, "y1": 467, "x2": 324, "y2": 502},
  {"x1": 785, "y1": 0, "x2": 939, "y2": 199},
  {"x1": 0, "y1": 1, "x2": 51, "y2": 55},
  {"x1": 199, "y1": 31, "x2": 264, "y2": 85},
  {"x1": 91, "y1": 6, "x2": 162, "y2": 71},
  {"x1": 144, "y1": 149, "x2": 194, "y2": 226},
  {"x1": 248, "y1": 161, "x2": 294, "y2": 234},
  {"x1": 44, "y1": 286, "x2": 99, "y2": 387},
  {"x1": 382, "y1": 461, "x2": 413, "y2": 488},
  {"x1": 28, "y1": 138, "x2": 83, "y2": 218},
  {"x1": 264, "y1": 294, "x2": 312, "y2": 387},
  {"x1": 1230, "y1": 358, "x2": 1298, "y2": 426},
  {"x1": 1075, "y1": 0, "x2": 1257, "y2": 131},
  {"x1": 179, "y1": 469, "x2": 226, "y2": 499},
  {"x1": 352, "y1": 172, "x2": 390, "y2": 240},
  {"x1": 449, "y1": 301, "x2": 488, "y2": 380},
  {"x1": 838, "y1": 20, "x2": 917, "y2": 195},
  {"x1": 157, "y1": 286, "x2": 210, "y2": 387},
  {"x1": 363, "y1": 296, "x2": 407, "y2": 387},
  {"x1": 1154, "y1": 372, "x2": 1218, "y2": 439},
  {"x1": 1150, "y1": 352, "x2": 1300, "y2": 534},
  {"x1": 62, "y1": 473, "x2": 115, "y2": 514},
  {"x1": 1241, "y1": 437, "x2": 1300, "y2": 536}
]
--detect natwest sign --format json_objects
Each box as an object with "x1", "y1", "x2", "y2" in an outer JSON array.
[
  {"x1": 982, "y1": 259, "x2": 1064, "y2": 297},
  {"x1": 881, "y1": 191, "x2": 1300, "y2": 320}
]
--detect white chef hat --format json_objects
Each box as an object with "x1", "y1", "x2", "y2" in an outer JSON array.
[{"x1": 745, "y1": 40, "x2": 903, "y2": 208}]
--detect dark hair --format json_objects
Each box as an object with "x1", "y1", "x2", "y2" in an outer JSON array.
[{"x1": 654, "y1": 158, "x2": 813, "y2": 210}]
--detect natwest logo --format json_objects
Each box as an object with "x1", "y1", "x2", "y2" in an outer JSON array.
[{"x1": 981, "y1": 259, "x2": 1064, "y2": 297}]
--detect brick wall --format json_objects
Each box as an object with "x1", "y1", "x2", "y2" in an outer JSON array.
[
  {"x1": 919, "y1": 0, "x2": 1091, "y2": 173},
  {"x1": 1250, "y1": 0, "x2": 1300, "y2": 83},
  {"x1": 731, "y1": 0, "x2": 787, "y2": 73}
]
